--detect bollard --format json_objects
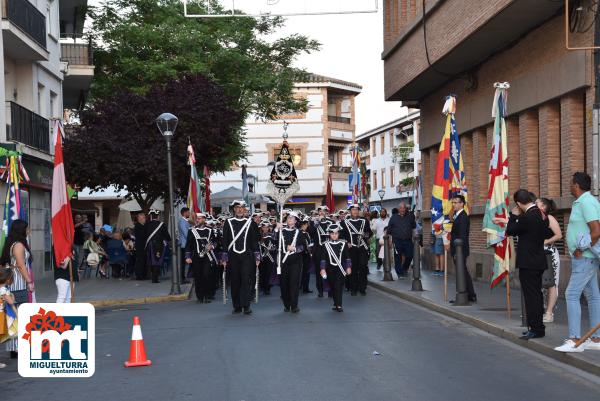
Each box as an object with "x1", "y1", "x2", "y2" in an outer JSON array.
[
  {"x1": 411, "y1": 233, "x2": 423, "y2": 291},
  {"x1": 452, "y1": 239, "x2": 470, "y2": 306},
  {"x1": 382, "y1": 234, "x2": 394, "y2": 281}
]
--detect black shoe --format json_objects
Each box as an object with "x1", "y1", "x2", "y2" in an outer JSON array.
[
  {"x1": 377, "y1": 265, "x2": 382, "y2": 270},
  {"x1": 291, "y1": 307, "x2": 300, "y2": 313},
  {"x1": 10, "y1": 351, "x2": 17, "y2": 359},
  {"x1": 519, "y1": 331, "x2": 545, "y2": 340},
  {"x1": 152, "y1": 280, "x2": 160, "y2": 283},
  {"x1": 303, "y1": 290, "x2": 313, "y2": 294},
  {"x1": 359, "y1": 291, "x2": 366, "y2": 296},
  {"x1": 318, "y1": 292, "x2": 324, "y2": 298},
  {"x1": 208, "y1": 296, "x2": 215, "y2": 300},
  {"x1": 336, "y1": 307, "x2": 344, "y2": 312},
  {"x1": 233, "y1": 308, "x2": 242, "y2": 314},
  {"x1": 332, "y1": 306, "x2": 338, "y2": 311},
  {"x1": 243, "y1": 308, "x2": 253, "y2": 315},
  {"x1": 196, "y1": 299, "x2": 204, "y2": 303},
  {"x1": 468, "y1": 295, "x2": 477, "y2": 303},
  {"x1": 203, "y1": 298, "x2": 211, "y2": 304},
  {"x1": 284, "y1": 307, "x2": 291, "y2": 312}
]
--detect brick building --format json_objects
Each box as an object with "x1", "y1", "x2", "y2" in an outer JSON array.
[{"x1": 382, "y1": 1, "x2": 595, "y2": 290}]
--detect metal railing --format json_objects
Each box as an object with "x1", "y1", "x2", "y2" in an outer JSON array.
[
  {"x1": 329, "y1": 166, "x2": 352, "y2": 173},
  {"x1": 327, "y1": 115, "x2": 351, "y2": 124},
  {"x1": 2, "y1": 0, "x2": 47, "y2": 48},
  {"x1": 60, "y1": 39, "x2": 93, "y2": 65},
  {"x1": 5, "y1": 101, "x2": 50, "y2": 152}
]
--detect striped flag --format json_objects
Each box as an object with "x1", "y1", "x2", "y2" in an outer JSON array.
[
  {"x1": 350, "y1": 146, "x2": 361, "y2": 203},
  {"x1": 483, "y1": 83, "x2": 513, "y2": 288},
  {"x1": 186, "y1": 143, "x2": 201, "y2": 213},
  {"x1": 0, "y1": 153, "x2": 29, "y2": 252},
  {"x1": 203, "y1": 165, "x2": 211, "y2": 213},
  {"x1": 431, "y1": 96, "x2": 468, "y2": 243},
  {"x1": 51, "y1": 121, "x2": 75, "y2": 268}
]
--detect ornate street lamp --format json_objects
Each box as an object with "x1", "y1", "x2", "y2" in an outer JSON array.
[
  {"x1": 378, "y1": 188, "x2": 385, "y2": 207},
  {"x1": 156, "y1": 113, "x2": 181, "y2": 295}
]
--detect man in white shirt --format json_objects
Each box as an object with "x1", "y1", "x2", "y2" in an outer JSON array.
[{"x1": 373, "y1": 208, "x2": 390, "y2": 270}]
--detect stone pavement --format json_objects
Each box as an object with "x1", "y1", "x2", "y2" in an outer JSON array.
[
  {"x1": 33, "y1": 272, "x2": 191, "y2": 306},
  {"x1": 368, "y1": 264, "x2": 600, "y2": 376}
]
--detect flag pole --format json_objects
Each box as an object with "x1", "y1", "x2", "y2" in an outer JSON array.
[
  {"x1": 68, "y1": 259, "x2": 75, "y2": 303},
  {"x1": 444, "y1": 250, "x2": 448, "y2": 302},
  {"x1": 506, "y1": 272, "x2": 511, "y2": 319}
]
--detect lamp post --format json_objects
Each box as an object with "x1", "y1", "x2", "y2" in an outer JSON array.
[
  {"x1": 377, "y1": 189, "x2": 385, "y2": 208},
  {"x1": 156, "y1": 112, "x2": 181, "y2": 295}
]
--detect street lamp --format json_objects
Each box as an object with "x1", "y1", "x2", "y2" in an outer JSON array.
[
  {"x1": 378, "y1": 189, "x2": 385, "y2": 207},
  {"x1": 156, "y1": 112, "x2": 181, "y2": 295}
]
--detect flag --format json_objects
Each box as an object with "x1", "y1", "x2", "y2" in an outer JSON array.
[
  {"x1": 326, "y1": 174, "x2": 335, "y2": 212},
  {"x1": 360, "y1": 159, "x2": 367, "y2": 199},
  {"x1": 350, "y1": 146, "x2": 361, "y2": 203},
  {"x1": 186, "y1": 143, "x2": 201, "y2": 213},
  {"x1": 483, "y1": 83, "x2": 513, "y2": 288},
  {"x1": 203, "y1": 165, "x2": 211, "y2": 213},
  {"x1": 431, "y1": 96, "x2": 468, "y2": 243},
  {"x1": 51, "y1": 121, "x2": 75, "y2": 268},
  {"x1": 0, "y1": 150, "x2": 30, "y2": 252}
]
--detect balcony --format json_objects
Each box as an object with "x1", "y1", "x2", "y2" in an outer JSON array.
[
  {"x1": 329, "y1": 166, "x2": 352, "y2": 174},
  {"x1": 328, "y1": 115, "x2": 351, "y2": 124},
  {"x1": 61, "y1": 36, "x2": 95, "y2": 109},
  {"x1": 5, "y1": 101, "x2": 50, "y2": 153},
  {"x1": 1, "y1": 0, "x2": 48, "y2": 61}
]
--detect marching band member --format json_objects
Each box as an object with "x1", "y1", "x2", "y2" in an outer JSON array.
[
  {"x1": 221, "y1": 200, "x2": 261, "y2": 315},
  {"x1": 320, "y1": 224, "x2": 352, "y2": 312},
  {"x1": 299, "y1": 218, "x2": 313, "y2": 294},
  {"x1": 341, "y1": 204, "x2": 373, "y2": 296},
  {"x1": 258, "y1": 220, "x2": 276, "y2": 296},
  {"x1": 145, "y1": 209, "x2": 172, "y2": 284},
  {"x1": 185, "y1": 213, "x2": 216, "y2": 303},
  {"x1": 275, "y1": 211, "x2": 308, "y2": 313},
  {"x1": 309, "y1": 206, "x2": 334, "y2": 297}
]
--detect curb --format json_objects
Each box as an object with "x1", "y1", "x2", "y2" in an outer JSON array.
[
  {"x1": 369, "y1": 280, "x2": 600, "y2": 377},
  {"x1": 88, "y1": 285, "x2": 194, "y2": 308}
]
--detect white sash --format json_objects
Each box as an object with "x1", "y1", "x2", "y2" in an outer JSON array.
[
  {"x1": 324, "y1": 241, "x2": 347, "y2": 276},
  {"x1": 281, "y1": 229, "x2": 299, "y2": 264},
  {"x1": 346, "y1": 219, "x2": 367, "y2": 248},
  {"x1": 227, "y1": 218, "x2": 252, "y2": 253},
  {"x1": 145, "y1": 222, "x2": 164, "y2": 248}
]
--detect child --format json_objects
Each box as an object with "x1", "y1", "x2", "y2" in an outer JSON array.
[
  {"x1": 320, "y1": 224, "x2": 352, "y2": 312},
  {"x1": 0, "y1": 267, "x2": 17, "y2": 368}
]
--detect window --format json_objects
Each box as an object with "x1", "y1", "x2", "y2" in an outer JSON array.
[
  {"x1": 389, "y1": 131, "x2": 394, "y2": 149},
  {"x1": 373, "y1": 171, "x2": 378, "y2": 190},
  {"x1": 381, "y1": 169, "x2": 386, "y2": 189},
  {"x1": 380, "y1": 135, "x2": 385, "y2": 154},
  {"x1": 371, "y1": 138, "x2": 376, "y2": 157},
  {"x1": 37, "y1": 84, "x2": 45, "y2": 116},
  {"x1": 328, "y1": 147, "x2": 341, "y2": 167},
  {"x1": 49, "y1": 91, "x2": 58, "y2": 119},
  {"x1": 390, "y1": 167, "x2": 394, "y2": 187},
  {"x1": 47, "y1": 1, "x2": 59, "y2": 39}
]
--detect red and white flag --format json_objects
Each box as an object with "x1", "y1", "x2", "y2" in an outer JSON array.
[{"x1": 51, "y1": 121, "x2": 74, "y2": 267}]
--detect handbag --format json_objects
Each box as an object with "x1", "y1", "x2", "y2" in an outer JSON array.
[
  {"x1": 542, "y1": 250, "x2": 556, "y2": 289},
  {"x1": 87, "y1": 252, "x2": 100, "y2": 267},
  {"x1": 12, "y1": 289, "x2": 29, "y2": 305}
]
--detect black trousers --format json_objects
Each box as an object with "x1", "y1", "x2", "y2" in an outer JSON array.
[
  {"x1": 300, "y1": 253, "x2": 311, "y2": 291},
  {"x1": 280, "y1": 254, "x2": 302, "y2": 309},
  {"x1": 180, "y1": 248, "x2": 189, "y2": 281},
  {"x1": 192, "y1": 256, "x2": 212, "y2": 300},
  {"x1": 259, "y1": 259, "x2": 273, "y2": 293},
  {"x1": 519, "y1": 268, "x2": 545, "y2": 334},
  {"x1": 150, "y1": 265, "x2": 160, "y2": 283},
  {"x1": 312, "y1": 247, "x2": 324, "y2": 295},
  {"x1": 229, "y1": 252, "x2": 255, "y2": 310},
  {"x1": 134, "y1": 249, "x2": 147, "y2": 280},
  {"x1": 453, "y1": 255, "x2": 476, "y2": 298},
  {"x1": 326, "y1": 266, "x2": 345, "y2": 307},
  {"x1": 349, "y1": 246, "x2": 368, "y2": 293}
]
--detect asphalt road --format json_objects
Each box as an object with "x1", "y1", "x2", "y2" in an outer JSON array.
[{"x1": 1, "y1": 286, "x2": 599, "y2": 401}]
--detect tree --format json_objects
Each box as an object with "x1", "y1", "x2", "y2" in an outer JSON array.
[
  {"x1": 64, "y1": 74, "x2": 244, "y2": 212},
  {"x1": 88, "y1": 0, "x2": 320, "y2": 120}
]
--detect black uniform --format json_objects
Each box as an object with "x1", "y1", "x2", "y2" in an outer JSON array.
[
  {"x1": 145, "y1": 219, "x2": 171, "y2": 283},
  {"x1": 259, "y1": 233, "x2": 276, "y2": 295},
  {"x1": 309, "y1": 218, "x2": 334, "y2": 296},
  {"x1": 276, "y1": 226, "x2": 309, "y2": 311},
  {"x1": 320, "y1": 240, "x2": 351, "y2": 308},
  {"x1": 185, "y1": 225, "x2": 217, "y2": 302},
  {"x1": 134, "y1": 222, "x2": 148, "y2": 280},
  {"x1": 299, "y1": 229, "x2": 313, "y2": 292},
  {"x1": 341, "y1": 217, "x2": 372, "y2": 294},
  {"x1": 221, "y1": 217, "x2": 260, "y2": 312}
]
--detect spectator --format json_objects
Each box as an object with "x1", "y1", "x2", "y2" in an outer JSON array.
[
  {"x1": 0, "y1": 267, "x2": 16, "y2": 368},
  {"x1": 446, "y1": 195, "x2": 476, "y2": 302},
  {"x1": 133, "y1": 212, "x2": 148, "y2": 280},
  {"x1": 179, "y1": 207, "x2": 191, "y2": 284},
  {"x1": 84, "y1": 233, "x2": 108, "y2": 278},
  {"x1": 387, "y1": 202, "x2": 416, "y2": 279},
  {"x1": 106, "y1": 231, "x2": 128, "y2": 278},
  {"x1": 372, "y1": 208, "x2": 390, "y2": 270},
  {"x1": 123, "y1": 231, "x2": 135, "y2": 278},
  {"x1": 0, "y1": 219, "x2": 34, "y2": 359},
  {"x1": 432, "y1": 233, "x2": 445, "y2": 276},
  {"x1": 555, "y1": 172, "x2": 600, "y2": 352},
  {"x1": 495, "y1": 189, "x2": 548, "y2": 340},
  {"x1": 535, "y1": 198, "x2": 563, "y2": 323}
]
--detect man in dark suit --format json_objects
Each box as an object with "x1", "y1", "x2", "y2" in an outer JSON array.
[
  {"x1": 498, "y1": 189, "x2": 549, "y2": 340},
  {"x1": 447, "y1": 195, "x2": 476, "y2": 302}
]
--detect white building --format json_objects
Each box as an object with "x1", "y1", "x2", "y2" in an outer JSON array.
[
  {"x1": 0, "y1": 0, "x2": 93, "y2": 277},
  {"x1": 210, "y1": 73, "x2": 362, "y2": 213},
  {"x1": 357, "y1": 110, "x2": 421, "y2": 211}
]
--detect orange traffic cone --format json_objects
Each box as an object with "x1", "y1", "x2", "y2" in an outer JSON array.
[{"x1": 124, "y1": 316, "x2": 152, "y2": 368}]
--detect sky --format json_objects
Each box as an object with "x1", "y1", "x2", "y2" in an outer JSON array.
[{"x1": 88, "y1": 0, "x2": 405, "y2": 134}]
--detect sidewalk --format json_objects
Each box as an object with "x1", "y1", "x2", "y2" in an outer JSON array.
[
  {"x1": 368, "y1": 265, "x2": 600, "y2": 377},
  {"x1": 33, "y1": 273, "x2": 191, "y2": 307}
]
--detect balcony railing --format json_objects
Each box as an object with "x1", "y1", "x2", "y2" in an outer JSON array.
[
  {"x1": 329, "y1": 166, "x2": 352, "y2": 174},
  {"x1": 60, "y1": 40, "x2": 93, "y2": 65},
  {"x1": 6, "y1": 101, "x2": 50, "y2": 152},
  {"x1": 2, "y1": 0, "x2": 47, "y2": 48},
  {"x1": 328, "y1": 115, "x2": 351, "y2": 124}
]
